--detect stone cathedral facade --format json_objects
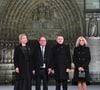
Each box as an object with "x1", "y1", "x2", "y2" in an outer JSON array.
[{"x1": 0, "y1": 0, "x2": 100, "y2": 84}]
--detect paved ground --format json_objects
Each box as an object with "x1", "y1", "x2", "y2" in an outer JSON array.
[{"x1": 0, "y1": 85, "x2": 100, "y2": 90}]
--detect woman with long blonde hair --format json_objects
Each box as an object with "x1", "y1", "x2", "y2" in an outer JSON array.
[{"x1": 72, "y1": 36, "x2": 91, "y2": 90}]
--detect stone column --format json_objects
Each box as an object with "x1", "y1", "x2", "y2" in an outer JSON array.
[{"x1": 87, "y1": 37, "x2": 100, "y2": 83}]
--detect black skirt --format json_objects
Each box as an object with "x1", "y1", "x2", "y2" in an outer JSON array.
[{"x1": 14, "y1": 79, "x2": 31, "y2": 90}]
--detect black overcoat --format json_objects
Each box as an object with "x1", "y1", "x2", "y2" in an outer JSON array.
[
  {"x1": 14, "y1": 44, "x2": 33, "y2": 80},
  {"x1": 72, "y1": 46, "x2": 91, "y2": 84},
  {"x1": 52, "y1": 44, "x2": 71, "y2": 80}
]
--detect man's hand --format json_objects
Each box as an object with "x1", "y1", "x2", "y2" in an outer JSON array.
[
  {"x1": 32, "y1": 70, "x2": 35, "y2": 75},
  {"x1": 52, "y1": 70, "x2": 54, "y2": 74},
  {"x1": 48, "y1": 68, "x2": 52, "y2": 74},
  {"x1": 66, "y1": 69, "x2": 70, "y2": 72}
]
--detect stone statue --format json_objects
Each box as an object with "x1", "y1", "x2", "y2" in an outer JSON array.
[{"x1": 88, "y1": 17, "x2": 98, "y2": 37}]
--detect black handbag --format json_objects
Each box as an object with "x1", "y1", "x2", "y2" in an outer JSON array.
[{"x1": 78, "y1": 71, "x2": 85, "y2": 78}]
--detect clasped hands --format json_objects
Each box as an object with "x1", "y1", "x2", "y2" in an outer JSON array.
[{"x1": 78, "y1": 67, "x2": 84, "y2": 72}]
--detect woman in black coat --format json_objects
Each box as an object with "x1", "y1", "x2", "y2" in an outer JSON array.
[
  {"x1": 14, "y1": 33, "x2": 33, "y2": 90},
  {"x1": 72, "y1": 36, "x2": 91, "y2": 90},
  {"x1": 52, "y1": 35, "x2": 71, "y2": 90}
]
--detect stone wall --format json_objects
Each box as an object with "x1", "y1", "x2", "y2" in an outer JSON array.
[{"x1": 0, "y1": 0, "x2": 85, "y2": 84}]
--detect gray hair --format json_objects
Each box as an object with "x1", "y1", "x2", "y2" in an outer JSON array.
[{"x1": 75, "y1": 36, "x2": 88, "y2": 47}]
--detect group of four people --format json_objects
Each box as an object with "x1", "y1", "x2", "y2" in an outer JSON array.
[{"x1": 14, "y1": 33, "x2": 91, "y2": 90}]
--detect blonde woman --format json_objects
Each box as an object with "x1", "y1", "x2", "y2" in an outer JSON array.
[
  {"x1": 14, "y1": 33, "x2": 33, "y2": 90},
  {"x1": 72, "y1": 36, "x2": 91, "y2": 90}
]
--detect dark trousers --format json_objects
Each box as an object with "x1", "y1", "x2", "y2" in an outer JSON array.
[
  {"x1": 56, "y1": 80, "x2": 68, "y2": 90},
  {"x1": 35, "y1": 69, "x2": 48, "y2": 90}
]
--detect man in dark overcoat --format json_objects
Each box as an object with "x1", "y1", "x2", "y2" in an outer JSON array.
[{"x1": 52, "y1": 35, "x2": 71, "y2": 90}]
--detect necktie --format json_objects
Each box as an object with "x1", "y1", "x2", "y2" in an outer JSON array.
[
  {"x1": 41, "y1": 46, "x2": 44, "y2": 60},
  {"x1": 41, "y1": 46, "x2": 46, "y2": 68}
]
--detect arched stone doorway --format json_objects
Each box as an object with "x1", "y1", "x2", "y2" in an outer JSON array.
[{"x1": 0, "y1": 0, "x2": 84, "y2": 84}]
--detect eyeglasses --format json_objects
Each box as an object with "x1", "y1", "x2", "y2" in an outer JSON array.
[{"x1": 40, "y1": 39, "x2": 46, "y2": 41}]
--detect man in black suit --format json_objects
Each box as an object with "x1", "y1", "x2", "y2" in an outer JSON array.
[{"x1": 34, "y1": 36, "x2": 52, "y2": 90}]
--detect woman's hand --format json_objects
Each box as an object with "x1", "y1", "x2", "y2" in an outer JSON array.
[
  {"x1": 15, "y1": 67, "x2": 19, "y2": 73},
  {"x1": 78, "y1": 67, "x2": 84, "y2": 71}
]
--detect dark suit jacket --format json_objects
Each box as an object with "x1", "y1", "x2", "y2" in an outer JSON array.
[
  {"x1": 34, "y1": 43, "x2": 52, "y2": 75},
  {"x1": 14, "y1": 44, "x2": 33, "y2": 79}
]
